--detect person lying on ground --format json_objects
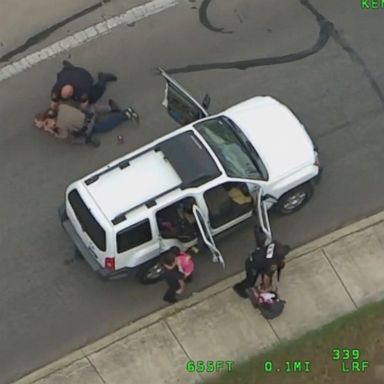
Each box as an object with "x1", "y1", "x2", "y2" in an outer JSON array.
[
  {"x1": 34, "y1": 100, "x2": 139, "y2": 147},
  {"x1": 254, "y1": 285, "x2": 278, "y2": 305}
]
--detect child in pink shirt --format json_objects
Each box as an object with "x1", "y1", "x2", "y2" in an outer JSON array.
[{"x1": 170, "y1": 246, "x2": 194, "y2": 281}]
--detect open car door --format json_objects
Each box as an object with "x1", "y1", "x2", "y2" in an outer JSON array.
[
  {"x1": 159, "y1": 67, "x2": 210, "y2": 126},
  {"x1": 191, "y1": 204, "x2": 225, "y2": 268},
  {"x1": 254, "y1": 188, "x2": 273, "y2": 245}
]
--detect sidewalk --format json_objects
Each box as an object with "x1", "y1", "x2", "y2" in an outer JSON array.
[{"x1": 12, "y1": 211, "x2": 384, "y2": 384}]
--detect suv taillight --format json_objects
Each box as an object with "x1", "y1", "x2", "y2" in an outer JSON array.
[{"x1": 105, "y1": 257, "x2": 115, "y2": 271}]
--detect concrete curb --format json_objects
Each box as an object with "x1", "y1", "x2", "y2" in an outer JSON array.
[
  {"x1": 11, "y1": 210, "x2": 384, "y2": 384},
  {"x1": 0, "y1": 0, "x2": 181, "y2": 83},
  {"x1": 288, "y1": 210, "x2": 384, "y2": 259}
]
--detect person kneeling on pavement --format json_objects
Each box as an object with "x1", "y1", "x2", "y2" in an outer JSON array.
[
  {"x1": 246, "y1": 283, "x2": 286, "y2": 319},
  {"x1": 34, "y1": 99, "x2": 139, "y2": 147},
  {"x1": 233, "y1": 229, "x2": 290, "y2": 298},
  {"x1": 50, "y1": 60, "x2": 117, "y2": 110}
]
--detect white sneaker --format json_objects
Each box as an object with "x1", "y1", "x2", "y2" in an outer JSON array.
[{"x1": 124, "y1": 107, "x2": 139, "y2": 123}]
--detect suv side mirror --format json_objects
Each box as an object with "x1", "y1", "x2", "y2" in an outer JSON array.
[{"x1": 202, "y1": 94, "x2": 211, "y2": 110}]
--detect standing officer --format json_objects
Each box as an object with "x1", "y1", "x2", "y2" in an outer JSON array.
[{"x1": 49, "y1": 60, "x2": 117, "y2": 110}]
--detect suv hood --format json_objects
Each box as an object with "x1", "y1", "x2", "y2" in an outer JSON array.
[{"x1": 224, "y1": 96, "x2": 316, "y2": 180}]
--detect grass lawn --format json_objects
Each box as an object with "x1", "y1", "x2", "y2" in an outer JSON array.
[{"x1": 205, "y1": 300, "x2": 384, "y2": 384}]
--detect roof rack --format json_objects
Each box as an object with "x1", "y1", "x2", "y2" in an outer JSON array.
[
  {"x1": 111, "y1": 183, "x2": 183, "y2": 225},
  {"x1": 85, "y1": 145, "x2": 160, "y2": 186}
]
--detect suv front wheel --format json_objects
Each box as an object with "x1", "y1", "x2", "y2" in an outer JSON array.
[
  {"x1": 136, "y1": 258, "x2": 165, "y2": 285},
  {"x1": 276, "y1": 183, "x2": 313, "y2": 215}
]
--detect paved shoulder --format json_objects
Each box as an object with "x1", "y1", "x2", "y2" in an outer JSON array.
[
  {"x1": 0, "y1": 0, "x2": 178, "y2": 81},
  {"x1": 12, "y1": 211, "x2": 384, "y2": 384}
]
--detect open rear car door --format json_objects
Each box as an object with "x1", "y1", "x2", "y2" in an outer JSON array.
[
  {"x1": 191, "y1": 204, "x2": 225, "y2": 268},
  {"x1": 159, "y1": 67, "x2": 210, "y2": 125}
]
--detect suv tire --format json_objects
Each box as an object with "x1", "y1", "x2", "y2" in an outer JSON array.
[
  {"x1": 276, "y1": 182, "x2": 313, "y2": 215},
  {"x1": 136, "y1": 258, "x2": 165, "y2": 285}
]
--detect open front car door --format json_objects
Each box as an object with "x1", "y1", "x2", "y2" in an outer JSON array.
[
  {"x1": 191, "y1": 204, "x2": 225, "y2": 268},
  {"x1": 252, "y1": 187, "x2": 272, "y2": 245},
  {"x1": 159, "y1": 67, "x2": 210, "y2": 126},
  {"x1": 254, "y1": 188, "x2": 273, "y2": 245}
]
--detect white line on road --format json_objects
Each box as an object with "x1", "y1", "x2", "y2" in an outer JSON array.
[{"x1": 0, "y1": 0, "x2": 180, "y2": 83}]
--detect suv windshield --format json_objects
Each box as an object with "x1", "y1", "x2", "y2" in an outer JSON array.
[{"x1": 194, "y1": 117, "x2": 268, "y2": 181}]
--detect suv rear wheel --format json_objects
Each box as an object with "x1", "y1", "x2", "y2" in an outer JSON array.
[
  {"x1": 276, "y1": 183, "x2": 313, "y2": 215},
  {"x1": 136, "y1": 258, "x2": 164, "y2": 285}
]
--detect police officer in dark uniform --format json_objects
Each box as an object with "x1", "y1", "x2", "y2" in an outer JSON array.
[
  {"x1": 50, "y1": 60, "x2": 117, "y2": 110},
  {"x1": 233, "y1": 228, "x2": 290, "y2": 298}
]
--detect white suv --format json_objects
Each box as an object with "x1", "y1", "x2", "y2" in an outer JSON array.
[{"x1": 59, "y1": 69, "x2": 321, "y2": 284}]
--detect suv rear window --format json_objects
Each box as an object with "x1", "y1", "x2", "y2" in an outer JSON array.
[
  {"x1": 68, "y1": 189, "x2": 106, "y2": 251},
  {"x1": 117, "y1": 220, "x2": 152, "y2": 253}
]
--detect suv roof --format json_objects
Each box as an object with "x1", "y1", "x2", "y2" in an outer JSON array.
[
  {"x1": 79, "y1": 131, "x2": 222, "y2": 225},
  {"x1": 86, "y1": 149, "x2": 181, "y2": 222},
  {"x1": 159, "y1": 130, "x2": 221, "y2": 187}
]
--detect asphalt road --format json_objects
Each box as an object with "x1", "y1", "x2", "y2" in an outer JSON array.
[
  {"x1": 1, "y1": 0, "x2": 384, "y2": 382},
  {"x1": 0, "y1": 0, "x2": 147, "y2": 65}
]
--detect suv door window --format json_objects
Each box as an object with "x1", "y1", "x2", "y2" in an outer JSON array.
[
  {"x1": 159, "y1": 68, "x2": 209, "y2": 125},
  {"x1": 156, "y1": 197, "x2": 198, "y2": 243},
  {"x1": 204, "y1": 182, "x2": 253, "y2": 228},
  {"x1": 116, "y1": 219, "x2": 152, "y2": 253}
]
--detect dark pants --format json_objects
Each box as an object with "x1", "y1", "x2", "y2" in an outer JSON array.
[
  {"x1": 81, "y1": 104, "x2": 129, "y2": 137},
  {"x1": 93, "y1": 111, "x2": 128, "y2": 133},
  {"x1": 185, "y1": 274, "x2": 193, "y2": 283},
  {"x1": 163, "y1": 287, "x2": 178, "y2": 303},
  {"x1": 89, "y1": 82, "x2": 107, "y2": 104},
  {"x1": 55, "y1": 65, "x2": 107, "y2": 104},
  {"x1": 233, "y1": 262, "x2": 261, "y2": 298}
]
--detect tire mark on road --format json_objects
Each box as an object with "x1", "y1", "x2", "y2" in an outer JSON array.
[
  {"x1": 198, "y1": 0, "x2": 232, "y2": 34},
  {"x1": 332, "y1": 32, "x2": 384, "y2": 105},
  {"x1": 301, "y1": 0, "x2": 384, "y2": 106},
  {"x1": 166, "y1": 18, "x2": 332, "y2": 74},
  {"x1": 0, "y1": 0, "x2": 111, "y2": 64},
  {"x1": 170, "y1": 0, "x2": 384, "y2": 107}
]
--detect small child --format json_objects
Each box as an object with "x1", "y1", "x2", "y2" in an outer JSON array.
[
  {"x1": 256, "y1": 290, "x2": 278, "y2": 305},
  {"x1": 170, "y1": 246, "x2": 195, "y2": 282},
  {"x1": 255, "y1": 281, "x2": 278, "y2": 304},
  {"x1": 246, "y1": 284, "x2": 278, "y2": 308}
]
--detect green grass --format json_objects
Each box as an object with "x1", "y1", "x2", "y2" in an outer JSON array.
[{"x1": 205, "y1": 300, "x2": 384, "y2": 384}]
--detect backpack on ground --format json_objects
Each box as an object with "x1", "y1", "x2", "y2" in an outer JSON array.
[{"x1": 259, "y1": 296, "x2": 286, "y2": 319}]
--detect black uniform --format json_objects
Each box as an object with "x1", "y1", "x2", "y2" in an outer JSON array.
[
  {"x1": 233, "y1": 246, "x2": 267, "y2": 298},
  {"x1": 51, "y1": 66, "x2": 106, "y2": 104},
  {"x1": 233, "y1": 241, "x2": 290, "y2": 298},
  {"x1": 163, "y1": 267, "x2": 184, "y2": 303}
]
